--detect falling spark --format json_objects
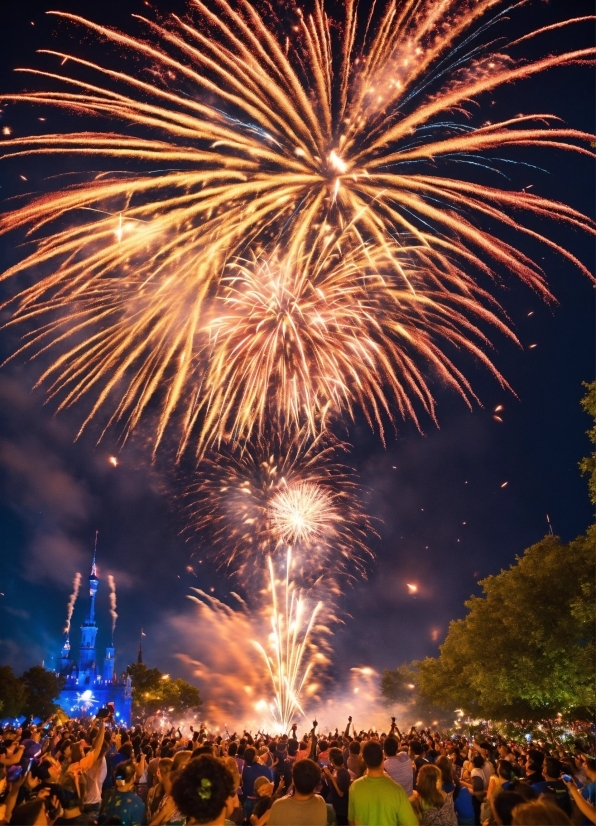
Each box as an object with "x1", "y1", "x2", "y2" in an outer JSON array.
[
  {"x1": 108, "y1": 456, "x2": 118, "y2": 467},
  {"x1": 0, "y1": 2, "x2": 592, "y2": 454},
  {"x1": 500, "y1": 481, "x2": 508, "y2": 488},
  {"x1": 64, "y1": 572, "x2": 81, "y2": 635},
  {"x1": 407, "y1": 583, "x2": 418, "y2": 593},
  {"x1": 107, "y1": 574, "x2": 118, "y2": 637}
]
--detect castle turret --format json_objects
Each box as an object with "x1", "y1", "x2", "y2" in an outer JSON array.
[
  {"x1": 79, "y1": 536, "x2": 99, "y2": 684},
  {"x1": 103, "y1": 644, "x2": 115, "y2": 683},
  {"x1": 58, "y1": 635, "x2": 73, "y2": 677}
]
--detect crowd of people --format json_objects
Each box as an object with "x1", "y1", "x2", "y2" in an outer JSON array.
[{"x1": 0, "y1": 711, "x2": 595, "y2": 826}]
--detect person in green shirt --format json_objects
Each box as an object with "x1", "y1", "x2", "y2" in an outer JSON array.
[{"x1": 348, "y1": 741, "x2": 418, "y2": 826}]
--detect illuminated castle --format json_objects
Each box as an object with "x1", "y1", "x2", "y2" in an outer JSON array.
[{"x1": 56, "y1": 541, "x2": 132, "y2": 724}]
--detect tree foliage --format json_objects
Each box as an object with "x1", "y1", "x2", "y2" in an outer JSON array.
[
  {"x1": 19, "y1": 666, "x2": 64, "y2": 720},
  {"x1": 579, "y1": 380, "x2": 596, "y2": 505},
  {"x1": 381, "y1": 663, "x2": 453, "y2": 728},
  {"x1": 0, "y1": 666, "x2": 28, "y2": 719},
  {"x1": 127, "y1": 662, "x2": 201, "y2": 721},
  {"x1": 416, "y1": 529, "x2": 595, "y2": 721}
]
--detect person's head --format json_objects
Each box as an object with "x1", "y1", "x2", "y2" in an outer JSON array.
[
  {"x1": 114, "y1": 760, "x2": 137, "y2": 792},
  {"x1": 416, "y1": 764, "x2": 444, "y2": 809},
  {"x1": 172, "y1": 756, "x2": 237, "y2": 824},
  {"x1": 498, "y1": 759, "x2": 515, "y2": 781},
  {"x1": 493, "y1": 792, "x2": 526, "y2": 826},
  {"x1": 288, "y1": 739, "x2": 298, "y2": 757},
  {"x1": 362, "y1": 740, "x2": 383, "y2": 770},
  {"x1": 157, "y1": 757, "x2": 174, "y2": 790},
  {"x1": 243, "y1": 747, "x2": 256, "y2": 765},
  {"x1": 409, "y1": 740, "x2": 425, "y2": 757},
  {"x1": 329, "y1": 748, "x2": 344, "y2": 768},
  {"x1": 585, "y1": 757, "x2": 596, "y2": 781},
  {"x1": 543, "y1": 757, "x2": 562, "y2": 780},
  {"x1": 9, "y1": 799, "x2": 47, "y2": 826},
  {"x1": 384, "y1": 737, "x2": 398, "y2": 758},
  {"x1": 298, "y1": 742, "x2": 307, "y2": 753},
  {"x1": 173, "y1": 751, "x2": 192, "y2": 772},
  {"x1": 32, "y1": 758, "x2": 60, "y2": 785},
  {"x1": 221, "y1": 757, "x2": 240, "y2": 791},
  {"x1": 435, "y1": 755, "x2": 454, "y2": 785},
  {"x1": 472, "y1": 754, "x2": 484, "y2": 769},
  {"x1": 349, "y1": 741, "x2": 360, "y2": 755},
  {"x1": 227, "y1": 742, "x2": 237, "y2": 757},
  {"x1": 253, "y1": 775, "x2": 273, "y2": 797},
  {"x1": 511, "y1": 800, "x2": 571, "y2": 825},
  {"x1": 119, "y1": 742, "x2": 134, "y2": 760},
  {"x1": 527, "y1": 749, "x2": 544, "y2": 767},
  {"x1": 498, "y1": 744, "x2": 512, "y2": 758},
  {"x1": 292, "y1": 759, "x2": 321, "y2": 795}
]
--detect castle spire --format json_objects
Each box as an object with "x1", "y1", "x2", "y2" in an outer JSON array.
[
  {"x1": 79, "y1": 533, "x2": 100, "y2": 683},
  {"x1": 91, "y1": 530, "x2": 98, "y2": 578}
]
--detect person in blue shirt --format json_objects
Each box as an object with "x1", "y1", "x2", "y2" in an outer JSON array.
[
  {"x1": 241, "y1": 747, "x2": 273, "y2": 822},
  {"x1": 100, "y1": 759, "x2": 146, "y2": 825},
  {"x1": 580, "y1": 758, "x2": 596, "y2": 826},
  {"x1": 530, "y1": 757, "x2": 571, "y2": 817}
]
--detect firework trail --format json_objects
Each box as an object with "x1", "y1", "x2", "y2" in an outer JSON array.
[
  {"x1": 186, "y1": 552, "x2": 327, "y2": 733},
  {"x1": 107, "y1": 574, "x2": 118, "y2": 638},
  {"x1": 64, "y1": 572, "x2": 81, "y2": 636},
  {"x1": 0, "y1": 1, "x2": 592, "y2": 452},
  {"x1": 254, "y1": 552, "x2": 323, "y2": 732},
  {"x1": 184, "y1": 428, "x2": 373, "y2": 592}
]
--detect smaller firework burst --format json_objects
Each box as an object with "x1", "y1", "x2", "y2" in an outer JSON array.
[{"x1": 183, "y1": 429, "x2": 373, "y2": 593}]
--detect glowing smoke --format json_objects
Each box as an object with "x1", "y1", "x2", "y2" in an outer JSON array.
[
  {"x1": 107, "y1": 574, "x2": 118, "y2": 637},
  {"x1": 64, "y1": 572, "x2": 81, "y2": 636}
]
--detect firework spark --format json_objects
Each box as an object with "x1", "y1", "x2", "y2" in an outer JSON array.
[
  {"x1": 184, "y1": 429, "x2": 373, "y2": 591},
  {"x1": 0, "y1": 1, "x2": 592, "y2": 452}
]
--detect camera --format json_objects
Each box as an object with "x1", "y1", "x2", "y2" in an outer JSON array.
[{"x1": 96, "y1": 702, "x2": 115, "y2": 720}]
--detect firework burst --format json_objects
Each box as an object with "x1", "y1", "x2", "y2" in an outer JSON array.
[
  {"x1": 0, "y1": 0, "x2": 593, "y2": 452},
  {"x1": 197, "y1": 238, "x2": 515, "y2": 450},
  {"x1": 183, "y1": 429, "x2": 373, "y2": 592}
]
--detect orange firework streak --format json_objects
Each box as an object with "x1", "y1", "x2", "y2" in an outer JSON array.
[{"x1": 0, "y1": 0, "x2": 593, "y2": 453}]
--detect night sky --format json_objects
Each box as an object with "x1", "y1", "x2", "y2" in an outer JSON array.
[{"x1": 0, "y1": 0, "x2": 593, "y2": 710}]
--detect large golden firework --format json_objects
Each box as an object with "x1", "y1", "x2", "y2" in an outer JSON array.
[
  {"x1": 0, "y1": 0, "x2": 594, "y2": 451},
  {"x1": 183, "y1": 429, "x2": 373, "y2": 592}
]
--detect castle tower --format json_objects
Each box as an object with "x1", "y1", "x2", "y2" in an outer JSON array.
[{"x1": 79, "y1": 535, "x2": 99, "y2": 684}]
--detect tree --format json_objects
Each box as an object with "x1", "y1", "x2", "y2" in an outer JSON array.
[
  {"x1": 0, "y1": 666, "x2": 27, "y2": 719},
  {"x1": 127, "y1": 662, "x2": 201, "y2": 721},
  {"x1": 381, "y1": 663, "x2": 453, "y2": 728},
  {"x1": 19, "y1": 667, "x2": 64, "y2": 721},
  {"x1": 416, "y1": 529, "x2": 595, "y2": 721},
  {"x1": 579, "y1": 381, "x2": 596, "y2": 505}
]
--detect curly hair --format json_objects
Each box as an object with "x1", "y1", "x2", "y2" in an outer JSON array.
[{"x1": 172, "y1": 756, "x2": 236, "y2": 824}]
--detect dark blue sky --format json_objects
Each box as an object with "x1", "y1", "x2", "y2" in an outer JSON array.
[{"x1": 0, "y1": 0, "x2": 593, "y2": 700}]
